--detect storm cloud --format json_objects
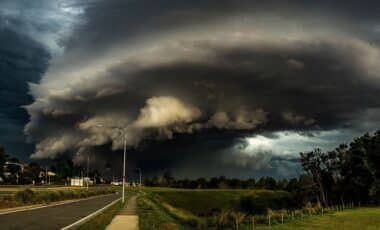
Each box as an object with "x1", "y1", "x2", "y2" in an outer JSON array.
[{"x1": 16, "y1": 0, "x2": 380, "y2": 177}]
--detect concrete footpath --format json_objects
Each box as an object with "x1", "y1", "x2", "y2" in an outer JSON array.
[{"x1": 106, "y1": 195, "x2": 139, "y2": 230}]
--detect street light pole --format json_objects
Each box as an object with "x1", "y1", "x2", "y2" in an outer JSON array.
[
  {"x1": 136, "y1": 168, "x2": 142, "y2": 186},
  {"x1": 95, "y1": 124, "x2": 127, "y2": 204},
  {"x1": 122, "y1": 137, "x2": 126, "y2": 203},
  {"x1": 86, "y1": 155, "x2": 89, "y2": 190},
  {"x1": 45, "y1": 166, "x2": 48, "y2": 185}
]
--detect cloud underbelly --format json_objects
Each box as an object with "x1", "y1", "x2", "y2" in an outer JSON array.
[{"x1": 23, "y1": 18, "x2": 380, "y2": 161}]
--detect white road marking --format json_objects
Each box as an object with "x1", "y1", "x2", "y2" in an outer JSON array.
[
  {"x1": 61, "y1": 197, "x2": 121, "y2": 230},
  {"x1": 0, "y1": 193, "x2": 117, "y2": 215}
]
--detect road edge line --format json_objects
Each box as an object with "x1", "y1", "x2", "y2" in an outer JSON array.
[
  {"x1": 61, "y1": 197, "x2": 121, "y2": 230},
  {"x1": 0, "y1": 193, "x2": 116, "y2": 215}
]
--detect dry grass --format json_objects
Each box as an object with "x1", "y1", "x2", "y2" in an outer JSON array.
[{"x1": 256, "y1": 207, "x2": 380, "y2": 230}]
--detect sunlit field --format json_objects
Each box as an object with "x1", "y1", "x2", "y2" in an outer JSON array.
[
  {"x1": 136, "y1": 187, "x2": 291, "y2": 229},
  {"x1": 143, "y1": 187, "x2": 291, "y2": 216},
  {"x1": 135, "y1": 187, "x2": 380, "y2": 230},
  {"x1": 257, "y1": 208, "x2": 380, "y2": 230}
]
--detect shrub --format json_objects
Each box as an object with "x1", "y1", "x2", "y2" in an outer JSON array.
[
  {"x1": 1, "y1": 187, "x2": 116, "y2": 209},
  {"x1": 279, "y1": 209, "x2": 287, "y2": 223},
  {"x1": 216, "y1": 210, "x2": 230, "y2": 229},
  {"x1": 14, "y1": 189, "x2": 35, "y2": 204},
  {"x1": 229, "y1": 211, "x2": 246, "y2": 230},
  {"x1": 250, "y1": 215, "x2": 256, "y2": 229},
  {"x1": 266, "y1": 208, "x2": 274, "y2": 226}
]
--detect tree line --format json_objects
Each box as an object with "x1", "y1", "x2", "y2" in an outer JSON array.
[
  {"x1": 145, "y1": 130, "x2": 380, "y2": 207},
  {"x1": 300, "y1": 130, "x2": 380, "y2": 206},
  {"x1": 1, "y1": 130, "x2": 379, "y2": 207}
]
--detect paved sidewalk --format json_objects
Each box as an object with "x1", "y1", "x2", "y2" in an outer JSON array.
[{"x1": 106, "y1": 195, "x2": 139, "y2": 230}]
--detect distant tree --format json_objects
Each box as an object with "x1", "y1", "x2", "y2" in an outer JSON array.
[
  {"x1": 277, "y1": 179, "x2": 289, "y2": 190},
  {"x1": 300, "y1": 149, "x2": 328, "y2": 206},
  {"x1": 27, "y1": 162, "x2": 41, "y2": 183},
  {"x1": 256, "y1": 177, "x2": 277, "y2": 190},
  {"x1": 217, "y1": 176, "x2": 229, "y2": 189},
  {"x1": 299, "y1": 130, "x2": 380, "y2": 206},
  {"x1": 0, "y1": 146, "x2": 7, "y2": 179},
  {"x1": 286, "y1": 175, "x2": 315, "y2": 206},
  {"x1": 162, "y1": 170, "x2": 174, "y2": 187},
  {"x1": 196, "y1": 177, "x2": 207, "y2": 189},
  {"x1": 53, "y1": 158, "x2": 75, "y2": 180},
  {"x1": 5, "y1": 157, "x2": 22, "y2": 184},
  {"x1": 342, "y1": 146, "x2": 373, "y2": 203},
  {"x1": 209, "y1": 177, "x2": 219, "y2": 188},
  {"x1": 230, "y1": 211, "x2": 245, "y2": 230},
  {"x1": 246, "y1": 178, "x2": 256, "y2": 188}
]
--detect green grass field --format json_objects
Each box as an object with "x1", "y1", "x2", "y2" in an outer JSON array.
[
  {"x1": 136, "y1": 187, "x2": 380, "y2": 230},
  {"x1": 137, "y1": 195, "x2": 183, "y2": 230},
  {"x1": 143, "y1": 187, "x2": 291, "y2": 216}
]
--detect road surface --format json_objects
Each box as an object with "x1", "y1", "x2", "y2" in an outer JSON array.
[{"x1": 0, "y1": 193, "x2": 120, "y2": 230}]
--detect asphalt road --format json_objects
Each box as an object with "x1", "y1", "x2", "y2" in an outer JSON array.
[{"x1": 0, "y1": 193, "x2": 120, "y2": 230}]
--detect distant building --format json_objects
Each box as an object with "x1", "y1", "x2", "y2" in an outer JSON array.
[
  {"x1": 71, "y1": 177, "x2": 84, "y2": 186},
  {"x1": 111, "y1": 181, "x2": 122, "y2": 186},
  {"x1": 39, "y1": 170, "x2": 56, "y2": 184},
  {"x1": 70, "y1": 177, "x2": 93, "y2": 186}
]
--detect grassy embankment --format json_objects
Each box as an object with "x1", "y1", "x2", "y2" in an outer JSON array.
[
  {"x1": 136, "y1": 187, "x2": 292, "y2": 229},
  {"x1": 136, "y1": 187, "x2": 380, "y2": 229},
  {"x1": 137, "y1": 195, "x2": 184, "y2": 230},
  {"x1": 0, "y1": 186, "x2": 119, "y2": 209}
]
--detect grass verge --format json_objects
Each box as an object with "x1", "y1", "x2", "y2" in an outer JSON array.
[
  {"x1": 76, "y1": 200, "x2": 124, "y2": 230},
  {"x1": 137, "y1": 195, "x2": 182, "y2": 230}
]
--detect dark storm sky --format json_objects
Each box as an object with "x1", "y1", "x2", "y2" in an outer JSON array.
[{"x1": 1, "y1": 0, "x2": 380, "y2": 178}]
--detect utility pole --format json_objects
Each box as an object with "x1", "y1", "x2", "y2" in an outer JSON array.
[
  {"x1": 86, "y1": 155, "x2": 89, "y2": 190},
  {"x1": 122, "y1": 138, "x2": 126, "y2": 203},
  {"x1": 136, "y1": 168, "x2": 142, "y2": 193},
  {"x1": 45, "y1": 166, "x2": 48, "y2": 185},
  {"x1": 136, "y1": 168, "x2": 142, "y2": 186},
  {"x1": 95, "y1": 124, "x2": 127, "y2": 204},
  {"x1": 93, "y1": 155, "x2": 96, "y2": 185}
]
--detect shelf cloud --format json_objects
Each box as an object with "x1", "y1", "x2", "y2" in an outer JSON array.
[{"x1": 15, "y1": 0, "x2": 380, "y2": 177}]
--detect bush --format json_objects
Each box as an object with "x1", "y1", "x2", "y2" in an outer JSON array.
[
  {"x1": 14, "y1": 189, "x2": 35, "y2": 203},
  {"x1": 3, "y1": 187, "x2": 116, "y2": 208}
]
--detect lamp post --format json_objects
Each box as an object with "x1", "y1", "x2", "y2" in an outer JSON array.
[
  {"x1": 136, "y1": 168, "x2": 142, "y2": 186},
  {"x1": 119, "y1": 137, "x2": 126, "y2": 203},
  {"x1": 96, "y1": 124, "x2": 127, "y2": 204},
  {"x1": 86, "y1": 155, "x2": 89, "y2": 190}
]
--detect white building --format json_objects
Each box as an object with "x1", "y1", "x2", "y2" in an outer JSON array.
[{"x1": 70, "y1": 177, "x2": 84, "y2": 186}]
